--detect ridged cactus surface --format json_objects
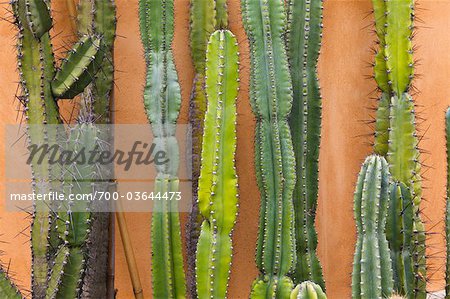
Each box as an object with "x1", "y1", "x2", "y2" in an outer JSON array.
[
  {"x1": 195, "y1": 29, "x2": 239, "y2": 299},
  {"x1": 286, "y1": 0, "x2": 325, "y2": 289},
  {"x1": 138, "y1": 0, "x2": 186, "y2": 297},
  {"x1": 351, "y1": 155, "x2": 393, "y2": 299},
  {"x1": 291, "y1": 281, "x2": 326, "y2": 299}
]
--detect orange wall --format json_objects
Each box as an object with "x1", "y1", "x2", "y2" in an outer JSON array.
[{"x1": 0, "y1": 0, "x2": 449, "y2": 298}]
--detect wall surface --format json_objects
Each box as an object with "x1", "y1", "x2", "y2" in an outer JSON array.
[{"x1": 0, "y1": 0, "x2": 449, "y2": 298}]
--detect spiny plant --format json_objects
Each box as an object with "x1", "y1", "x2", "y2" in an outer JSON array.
[
  {"x1": 10, "y1": 0, "x2": 106, "y2": 297},
  {"x1": 195, "y1": 29, "x2": 239, "y2": 299},
  {"x1": 286, "y1": 0, "x2": 325, "y2": 289},
  {"x1": 75, "y1": 0, "x2": 117, "y2": 297},
  {"x1": 291, "y1": 281, "x2": 326, "y2": 299},
  {"x1": 186, "y1": 0, "x2": 229, "y2": 295},
  {"x1": 351, "y1": 155, "x2": 393, "y2": 299},
  {"x1": 241, "y1": 0, "x2": 297, "y2": 297},
  {"x1": 0, "y1": 267, "x2": 22, "y2": 298},
  {"x1": 446, "y1": 107, "x2": 450, "y2": 298},
  {"x1": 138, "y1": 0, "x2": 186, "y2": 297},
  {"x1": 371, "y1": 0, "x2": 426, "y2": 297}
]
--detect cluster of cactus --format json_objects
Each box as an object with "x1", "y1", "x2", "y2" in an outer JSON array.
[
  {"x1": 371, "y1": 0, "x2": 426, "y2": 297},
  {"x1": 138, "y1": 0, "x2": 186, "y2": 297},
  {"x1": 286, "y1": 0, "x2": 325, "y2": 288},
  {"x1": 241, "y1": 0, "x2": 297, "y2": 296},
  {"x1": 195, "y1": 29, "x2": 239, "y2": 299},
  {"x1": 186, "y1": 0, "x2": 229, "y2": 295},
  {"x1": 7, "y1": 0, "x2": 116, "y2": 297},
  {"x1": 351, "y1": 155, "x2": 393, "y2": 299}
]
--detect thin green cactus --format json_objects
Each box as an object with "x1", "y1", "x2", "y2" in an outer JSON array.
[
  {"x1": 291, "y1": 281, "x2": 326, "y2": 299},
  {"x1": 195, "y1": 29, "x2": 239, "y2": 299},
  {"x1": 351, "y1": 155, "x2": 393, "y2": 299},
  {"x1": 371, "y1": 0, "x2": 426, "y2": 297},
  {"x1": 138, "y1": 0, "x2": 186, "y2": 297},
  {"x1": 0, "y1": 267, "x2": 22, "y2": 299},
  {"x1": 286, "y1": 0, "x2": 325, "y2": 289},
  {"x1": 242, "y1": 0, "x2": 296, "y2": 296},
  {"x1": 251, "y1": 276, "x2": 294, "y2": 299},
  {"x1": 446, "y1": 107, "x2": 450, "y2": 298},
  {"x1": 186, "y1": 2, "x2": 230, "y2": 294}
]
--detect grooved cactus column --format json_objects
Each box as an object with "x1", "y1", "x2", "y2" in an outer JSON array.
[
  {"x1": 195, "y1": 29, "x2": 239, "y2": 299},
  {"x1": 286, "y1": 0, "x2": 325, "y2": 288},
  {"x1": 291, "y1": 281, "x2": 326, "y2": 299},
  {"x1": 351, "y1": 155, "x2": 393, "y2": 299},
  {"x1": 371, "y1": 0, "x2": 426, "y2": 297},
  {"x1": 241, "y1": 0, "x2": 297, "y2": 297},
  {"x1": 138, "y1": 0, "x2": 186, "y2": 297}
]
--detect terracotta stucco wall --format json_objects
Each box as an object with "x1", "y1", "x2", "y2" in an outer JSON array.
[{"x1": 0, "y1": 0, "x2": 449, "y2": 298}]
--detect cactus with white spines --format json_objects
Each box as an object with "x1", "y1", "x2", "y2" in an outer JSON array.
[
  {"x1": 242, "y1": 0, "x2": 297, "y2": 296},
  {"x1": 291, "y1": 281, "x2": 326, "y2": 299},
  {"x1": 138, "y1": 0, "x2": 186, "y2": 297},
  {"x1": 371, "y1": 0, "x2": 426, "y2": 297},
  {"x1": 351, "y1": 155, "x2": 393, "y2": 299},
  {"x1": 195, "y1": 29, "x2": 239, "y2": 299},
  {"x1": 286, "y1": 0, "x2": 325, "y2": 289}
]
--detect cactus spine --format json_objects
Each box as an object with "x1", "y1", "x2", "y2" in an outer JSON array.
[
  {"x1": 242, "y1": 0, "x2": 296, "y2": 296},
  {"x1": 138, "y1": 0, "x2": 186, "y2": 297},
  {"x1": 351, "y1": 155, "x2": 393, "y2": 299},
  {"x1": 286, "y1": 0, "x2": 325, "y2": 289},
  {"x1": 0, "y1": 268, "x2": 22, "y2": 298},
  {"x1": 371, "y1": 0, "x2": 426, "y2": 297},
  {"x1": 291, "y1": 281, "x2": 326, "y2": 299},
  {"x1": 195, "y1": 29, "x2": 239, "y2": 299},
  {"x1": 446, "y1": 108, "x2": 450, "y2": 298},
  {"x1": 187, "y1": 1, "x2": 229, "y2": 295}
]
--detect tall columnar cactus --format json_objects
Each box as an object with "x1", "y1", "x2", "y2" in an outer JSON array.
[
  {"x1": 186, "y1": 0, "x2": 229, "y2": 294},
  {"x1": 138, "y1": 0, "x2": 186, "y2": 297},
  {"x1": 241, "y1": 0, "x2": 297, "y2": 296},
  {"x1": 291, "y1": 281, "x2": 326, "y2": 299},
  {"x1": 286, "y1": 0, "x2": 325, "y2": 288},
  {"x1": 195, "y1": 29, "x2": 239, "y2": 299},
  {"x1": 445, "y1": 107, "x2": 450, "y2": 298},
  {"x1": 371, "y1": 0, "x2": 426, "y2": 297},
  {"x1": 351, "y1": 155, "x2": 393, "y2": 299},
  {"x1": 11, "y1": 0, "x2": 104, "y2": 297}
]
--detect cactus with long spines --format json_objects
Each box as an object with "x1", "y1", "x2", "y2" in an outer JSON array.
[
  {"x1": 445, "y1": 107, "x2": 450, "y2": 298},
  {"x1": 195, "y1": 29, "x2": 239, "y2": 299},
  {"x1": 186, "y1": 1, "x2": 229, "y2": 294},
  {"x1": 286, "y1": 0, "x2": 325, "y2": 289},
  {"x1": 291, "y1": 281, "x2": 326, "y2": 299},
  {"x1": 370, "y1": 0, "x2": 426, "y2": 297},
  {"x1": 242, "y1": 0, "x2": 296, "y2": 296},
  {"x1": 351, "y1": 155, "x2": 393, "y2": 299},
  {"x1": 0, "y1": 267, "x2": 22, "y2": 299},
  {"x1": 138, "y1": 0, "x2": 186, "y2": 297}
]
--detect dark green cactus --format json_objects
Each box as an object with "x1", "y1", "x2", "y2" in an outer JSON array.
[
  {"x1": 195, "y1": 29, "x2": 239, "y2": 299},
  {"x1": 0, "y1": 267, "x2": 22, "y2": 299},
  {"x1": 186, "y1": 1, "x2": 229, "y2": 295},
  {"x1": 445, "y1": 107, "x2": 450, "y2": 298},
  {"x1": 371, "y1": 0, "x2": 426, "y2": 297},
  {"x1": 351, "y1": 155, "x2": 393, "y2": 299},
  {"x1": 242, "y1": 0, "x2": 296, "y2": 296},
  {"x1": 286, "y1": 0, "x2": 325, "y2": 289},
  {"x1": 291, "y1": 281, "x2": 326, "y2": 299},
  {"x1": 138, "y1": 0, "x2": 186, "y2": 297}
]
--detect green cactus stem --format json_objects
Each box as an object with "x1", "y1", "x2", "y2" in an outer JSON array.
[
  {"x1": 291, "y1": 281, "x2": 326, "y2": 299},
  {"x1": 446, "y1": 107, "x2": 450, "y2": 298},
  {"x1": 0, "y1": 267, "x2": 23, "y2": 298},
  {"x1": 242, "y1": 0, "x2": 296, "y2": 296},
  {"x1": 251, "y1": 276, "x2": 294, "y2": 299},
  {"x1": 351, "y1": 155, "x2": 393, "y2": 299},
  {"x1": 139, "y1": 0, "x2": 186, "y2": 297},
  {"x1": 24, "y1": 0, "x2": 52, "y2": 39},
  {"x1": 195, "y1": 29, "x2": 239, "y2": 299},
  {"x1": 286, "y1": 0, "x2": 325, "y2": 288}
]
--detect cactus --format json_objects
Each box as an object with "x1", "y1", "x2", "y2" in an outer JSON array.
[
  {"x1": 195, "y1": 29, "x2": 239, "y2": 299},
  {"x1": 138, "y1": 0, "x2": 186, "y2": 297},
  {"x1": 242, "y1": 0, "x2": 296, "y2": 296},
  {"x1": 290, "y1": 281, "x2": 326, "y2": 299},
  {"x1": 0, "y1": 267, "x2": 22, "y2": 298},
  {"x1": 186, "y1": 0, "x2": 229, "y2": 295},
  {"x1": 286, "y1": 0, "x2": 325, "y2": 289},
  {"x1": 370, "y1": 0, "x2": 426, "y2": 297},
  {"x1": 351, "y1": 155, "x2": 393, "y2": 299},
  {"x1": 445, "y1": 107, "x2": 450, "y2": 298}
]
